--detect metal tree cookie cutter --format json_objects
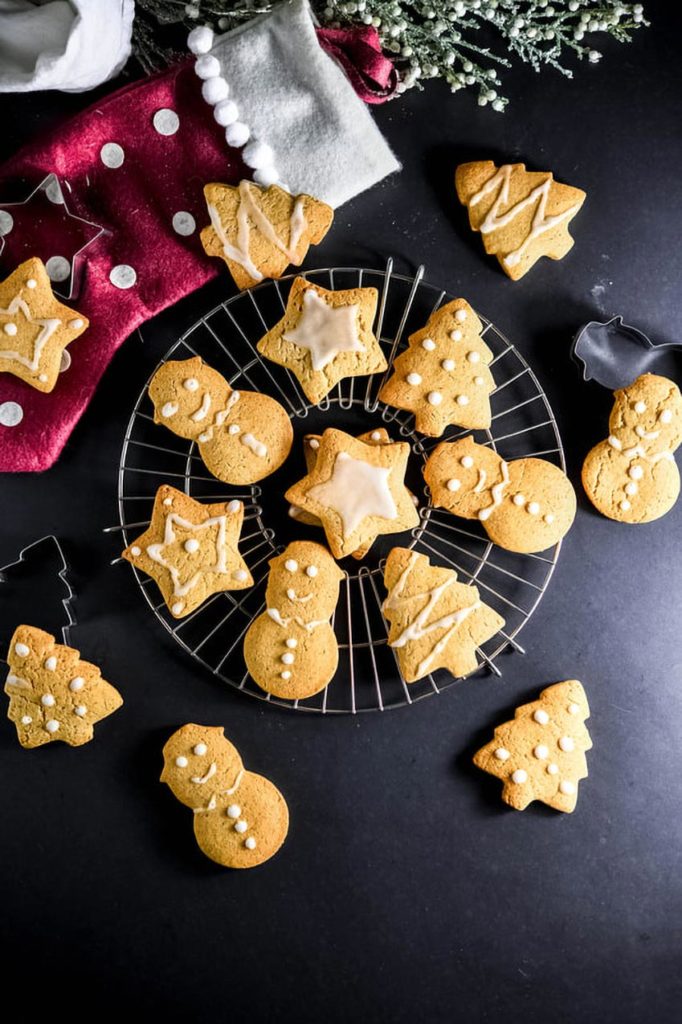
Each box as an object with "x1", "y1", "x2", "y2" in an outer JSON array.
[
  {"x1": 0, "y1": 535, "x2": 76, "y2": 654},
  {"x1": 571, "y1": 315, "x2": 682, "y2": 391},
  {"x1": 0, "y1": 172, "x2": 109, "y2": 301}
]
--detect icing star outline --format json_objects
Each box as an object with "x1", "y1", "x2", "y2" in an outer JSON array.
[
  {"x1": 122, "y1": 485, "x2": 253, "y2": 618},
  {"x1": 282, "y1": 287, "x2": 364, "y2": 371},
  {"x1": 285, "y1": 428, "x2": 420, "y2": 559}
]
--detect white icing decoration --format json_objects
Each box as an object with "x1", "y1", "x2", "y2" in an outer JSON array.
[
  {"x1": 193, "y1": 743, "x2": 207, "y2": 756},
  {"x1": 474, "y1": 376, "x2": 484, "y2": 386},
  {"x1": 0, "y1": 401, "x2": 23, "y2": 427},
  {"x1": 455, "y1": 309, "x2": 467, "y2": 323},
  {"x1": 244, "y1": 837, "x2": 257, "y2": 850},
  {"x1": 173, "y1": 211, "x2": 196, "y2": 236},
  {"x1": 660, "y1": 409, "x2": 673, "y2": 424},
  {"x1": 441, "y1": 359, "x2": 455, "y2": 372},
  {"x1": 163, "y1": 497, "x2": 173, "y2": 506},
  {"x1": 625, "y1": 482, "x2": 637, "y2": 496},
  {"x1": 175, "y1": 756, "x2": 188, "y2": 768},
  {"x1": 608, "y1": 434, "x2": 622, "y2": 451},
  {"x1": 629, "y1": 466, "x2": 643, "y2": 480},
  {"x1": 228, "y1": 425, "x2": 240, "y2": 436},
  {"x1": 478, "y1": 460, "x2": 510, "y2": 522},
  {"x1": 68, "y1": 318, "x2": 83, "y2": 330},
  {"x1": 427, "y1": 391, "x2": 442, "y2": 406},
  {"x1": 469, "y1": 164, "x2": 582, "y2": 269},
  {"x1": 6, "y1": 674, "x2": 29, "y2": 689},
  {"x1": 44, "y1": 656, "x2": 57, "y2": 671},
  {"x1": 20, "y1": 715, "x2": 32, "y2": 725},
  {"x1": 534, "y1": 709, "x2": 550, "y2": 725},
  {"x1": 513, "y1": 494, "x2": 525, "y2": 507},
  {"x1": 41, "y1": 694, "x2": 55, "y2": 706},
  {"x1": 227, "y1": 500, "x2": 240, "y2": 513},
  {"x1": 285, "y1": 638, "x2": 298, "y2": 649},
  {"x1": 191, "y1": 762, "x2": 217, "y2": 785},
  {"x1": 26, "y1": 278, "x2": 37, "y2": 288},
  {"x1": 466, "y1": 350, "x2": 480, "y2": 363},
  {"x1": 3, "y1": 322, "x2": 17, "y2": 335},
  {"x1": 544, "y1": 513, "x2": 555, "y2": 524},
  {"x1": 109, "y1": 264, "x2": 137, "y2": 289},
  {"x1": 461, "y1": 455, "x2": 474, "y2": 468},
  {"x1": 422, "y1": 338, "x2": 436, "y2": 351},
  {"x1": 207, "y1": 180, "x2": 306, "y2": 285},
  {"x1": 474, "y1": 469, "x2": 487, "y2": 493},
  {"x1": 153, "y1": 108, "x2": 180, "y2": 135},
  {"x1": 234, "y1": 820, "x2": 248, "y2": 834},
  {"x1": 69, "y1": 677, "x2": 84, "y2": 692},
  {"x1": 527, "y1": 502, "x2": 540, "y2": 515},
  {"x1": 446, "y1": 479, "x2": 460, "y2": 492},
  {"x1": 620, "y1": 499, "x2": 631, "y2": 511},
  {"x1": 281, "y1": 652, "x2": 295, "y2": 665},
  {"x1": 146, "y1": 510, "x2": 233, "y2": 598},
  {"x1": 190, "y1": 393, "x2": 211, "y2": 422},
  {"x1": 74, "y1": 705, "x2": 87, "y2": 717},
  {"x1": 0, "y1": 295, "x2": 62, "y2": 371},
  {"x1": 161, "y1": 402, "x2": 178, "y2": 418},
  {"x1": 306, "y1": 565, "x2": 318, "y2": 578},
  {"x1": 172, "y1": 602, "x2": 184, "y2": 615},
  {"x1": 193, "y1": 795, "x2": 217, "y2": 815},
  {"x1": 406, "y1": 372, "x2": 422, "y2": 385},
  {"x1": 100, "y1": 143, "x2": 125, "y2": 168},
  {"x1": 547, "y1": 763, "x2": 559, "y2": 775},
  {"x1": 533, "y1": 745, "x2": 549, "y2": 760},
  {"x1": 450, "y1": 330, "x2": 462, "y2": 342},
  {"x1": 280, "y1": 671, "x2": 292, "y2": 680},
  {"x1": 233, "y1": 569, "x2": 248, "y2": 581},
  {"x1": 241, "y1": 433, "x2": 268, "y2": 457},
  {"x1": 227, "y1": 804, "x2": 241, "y2": 818},
  {"x1": 382, "y1": 550, "x2": 482, "y2": 676},
  {"x1": 494, "y1": 748, "x2": 510, "y2": 761},
  {"x1": 568, "y1": 702, "x2": 580, "y2": 715},
  {"x1": 184, "y1": 539, "x2": 200, "y2": 554},
  {"x1": 635, "y1": 425, "x2": 660, "y2": 440},
  {"x1": 45, "y1": 719, "x2": 60, "y2": 733},
  {"x1": 184, "y1": 379, "x2": 200, "y2": 392},
  {"x1": 511, "y1": 769, "x2": 528, "y2": 784},
  {"x1": 559, "y1": 780, "x2": 576, "y2": 795},
  {"x1": 307, "y1": 452, "x2": 397, "y2": 539},
  {"x1": 559, "y1": 736, "x2": 575, "y2": 752},
  {"x1": 266, "y1": 607, "x2": 327, "y2": 634},
  {"x1": 14, "y1": 642, "x2": 30, "y2": 657},
  {"x1": 456, "y1": 395, "x2": 469, "y2": 406},
  {"x1": 283, "y1": 288, "x2": 364, "y2": 372},
  {"x1": 634, "y1": 400, "x2": 646, "y2": 413}
]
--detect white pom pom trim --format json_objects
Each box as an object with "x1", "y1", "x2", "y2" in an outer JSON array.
[
  {"x1": 194, "y1": 54, "x2": 221, "y2": 80},
  {"x1": 242, "y1": 140, "x2": 275, "y2": 170},
  {"x1": 201, "y1": 77, "x2": 229, "y2": 105},
  {"x1": 252, "y1": 166, "x2": 280, "y2": 188},
  {"x1": 187, "y1": 26, "x2": 214, "y2": 55},
  {"x1": 213, "y1": 99, "x2": 238, "y2": 127},
  {"x1": 225, "y1": 121, "x2": 250, "y2": 148}
]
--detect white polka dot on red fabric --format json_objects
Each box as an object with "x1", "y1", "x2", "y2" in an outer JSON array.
[
  {"x1": 172, "y1": 211, "x2": 196, "y2": 236},
  {"x1": 0, "y1": 402, "x2": 24, "y2": 427},
  {"x1": 153, "y1": 109, "x2": 180, "y2": 136},
  {"x1": 100, "y1": 142, "x2": 125, "y2": 168},
  {"x1": 109, "y1": 264, "x2": 137, "y2": 289}
]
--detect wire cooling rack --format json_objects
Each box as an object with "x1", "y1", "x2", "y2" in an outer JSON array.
[{"x1": 110, "y1": 260, "x2": 565, "y2": 713}]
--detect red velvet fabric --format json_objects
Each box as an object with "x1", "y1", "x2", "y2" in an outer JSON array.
[{"x1": 316, "y1": 26, "x2": 398, "y2": 103}]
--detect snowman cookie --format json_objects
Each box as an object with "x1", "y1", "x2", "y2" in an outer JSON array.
[
  {"x1": 257, "y1": 276, "x2": 387, "y2": 405},
  {"x1": 243, "y1": 541, "x2": 344, "y2": 700},
  {"x1": 285, "y1": 428, "x2": 420, "y2": 559},
  {"x1": 378, "y1": 298, "x2": 495, "y2": 436},
  {"x1": 425, "y1": 436, "x2": 576, "y2": 553},
  {"x1": 5, "y1": 625, "x2": 123, "y2": 748},
  {"x1": 201, "y1": 180, "x2": 334, "y2": 291},
  {"x1": 382, "y1": 548, "x2": 505, "y2": 682},
  {"x1": 161, "y1": 724, "x2": 289, "y2": 868},
  {"x1": 122, "y1": 485, "x2": 253, "y2": 618},
  {"x1": 0, "y1": 257, "x2": 89, "y2": 392},
  {"x1": 149, "y1": 356, "x2": 293, "y2": 485},
  {"x1": 582, "y1": 373, "x2": 682, "y2": 523}
]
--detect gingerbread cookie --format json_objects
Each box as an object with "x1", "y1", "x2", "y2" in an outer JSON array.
[
  {"x1": 122, "y1": 485, "x2": 253, "y2": 618},
  {"x1": 244, "y1": 541, "x2": 344, "y2": 700},
  {"x1": 473, "y1": 680, "x2": 591, "y2": 812},
  {"x1": 285, "y1": 428, "x2": 419, "y2": 559},
  {"x1": 382, "y1": 548, "x2": 505, "y2": 682},
  {"x1": 425, "y1": 436, "x2": 576, "y2": 553},
  {"x1": 201, "y1": 180, "x2": 333, "y2": 290},
  {"x1": 257, "y1": 276, "x2": 387, "y2": 405},
  {"x1": 149, "y1": 356, "x2": 293, "y2": 485},
  {"x1": 161, "y1": 724, "x2": 289, "y2": 868},
  {"x1": 378, "y1": 299, "x2": 495, "y2": 435},
  {"x1": 455, "y1": 161, "x2": 586, "y2": 280},
  {"x1": 4, "y1": 625, "x2": 122, "y2": 747},
  {"x1": 582, "y1": 373, "x2": 682, "y2": 523},
  {"x1": 0, "y1": 257, "x2": 88, "y2": 392}
]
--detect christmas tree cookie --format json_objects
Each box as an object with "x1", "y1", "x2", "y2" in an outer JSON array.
[
  {"x1": 201, "y1": 180, "x2": 334, "y2": 290},
  {"x1": 244, "y1": 541, "x2": 344, "y2": 700},
  {"x1": 257, "y1": 277, "x2": 387, "y2": 405},
  {"x1": 4, "y1": 625, "x2": 122, "y2": 748},
  {"x1": 378, "y1": 298, "x2": 495, "y2": 436},
  {"x1": 285, "y1": 428, "x2": 419, "y2": 559},
  {"x1": 582, "y1": 373, "x2": 682, "y2": 523},
  {"x1": 161, "y1": 724, "x2": 289, "y2": 868},
  {"x1": 425, "y1": 436, "x2": 576, "y2": 553},
  {"x1": 455, "y1": 161, "x2": 586, "y2": 280},
  {"x1": 0, "y1": 257, "x2": 89, "y2": 392},
  {"x1": 122, "y1": 485, "x2": 253, "y2": 618},
  {"x1": 473, "y1": 680, "x2": 592, "y2": 812},
  {"x1": 148, "y1": 356, "x2": 293, "y2": 485},
  {"x1": 381, "y1": 547, "x2": 505, "y2": 682}
]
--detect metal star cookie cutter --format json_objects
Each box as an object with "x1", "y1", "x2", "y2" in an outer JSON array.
[
  {"x1": 0, "y1": 173, "x2": 109, "y2": 301},
  {"x1": 571, "y1": 315, "x2": 682, "y2": 391},
  {"x1": 0, "y1": 535, "x2": 76, "y2": 648}
]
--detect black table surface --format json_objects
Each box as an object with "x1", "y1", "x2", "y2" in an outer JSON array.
[{"x1": 1, "y1": 5, "x2": 681, "y2": 1021}]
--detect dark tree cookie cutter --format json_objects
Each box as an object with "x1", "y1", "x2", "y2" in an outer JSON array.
[
  {"x1": 571, "y1": 315, "x2": 682, "y2": 391},
  {"x1": 0, "y1": 535, "x2": 75, "y2": 650}
]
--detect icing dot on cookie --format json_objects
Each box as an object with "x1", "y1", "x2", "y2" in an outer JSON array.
[
  {"x1": 446, "y1": 479, "x2": 461, "y2": 492},
  {"x1": 227, "y1": 804, "x2": 241, "y2": 818},
  {"x1": 527, "y1": 502, "x2": 540, "y2": 515},
  {"x1": 306, "y1": 565, "x2": 318, "y2": 577},
  {"x1": 533, "y1": 745, "x2": 549, "y2": 760},
  {"x1": 544, "y1": 514, "x2": 555, "y2": 525},
  {"x1": 26, "y1": 278, "x2": 37, "y2": 289},
  {"x1": 172, "y1": 211, "x2": 196, "y2": 236},
  {"x1": 227, "y1": 500, "x2": 240, "y2": 513},
  {"x1": 3, "y1": 322, "x2": 17, "y2": 336},
  {"x1": 193, "y1": 743, "x2": 207, "y2": 756},
  {"x1": 44, "y1": 656, "x2": 57, "y2": 671},
  {"x1": 183, "y1": 378, "x2": 199, "y2": 391},
  {"x1": 175, "y1": 756, "x2": 188, "y2": 768},
  {"x1": 285, "y1": 638, "x2": 298, "y2": 649},
  {"x1": 20, "y1": 715, "x2": 32, "y2": 725},
  {"x1": 455, "y1": 309, "x2": 467, "y2": 323},
  {"x1": 41, "y1": 694, "x2": 55, "y2": 707},
  {"x1": 285, "y1": 559, "x2": 298, "y2": 572},
  {"x1": 660, "y1": 409, "x2": 673, "y2": 424},
  {"x1": 228, "y1": 424, "x2": 240, "y2": 435},
  {"x1": 559, "y1": 736, "x2": 575, "y2": 752},
  {"x1": 0, "y1": 401, "x2": 24, "y2": 427},
  {"x1": 68, "y1": 317, "x2": 84, "y2": 330},
  {"x1": 422, "y1": 338, "x2": 436, "y2": 351},
  {"x1": 441, "y1": 359, "x2": 455, "y2": 372},
  {"x1": 625, "y1": 482, "x2": 638, "y2": 496},
  {"x1": 308, "y1": 438, "x2": 320, "y2": 449},
  {"x1": 629, "y1": 466, "x2": 643, "y2": 480},
  {"x1": 100, "y1": 142, "x2": 125, "y2": 168},
  {"x1": 370, "y1": 431, "x2": 382, "y2": 441},
  {"x1": 69, "y1": 677, "x2": 84, "y2": 692},
  {"x1": 39, "y1": 374, "x2": 49, "y2": 383},
  {"x1": 427, "y1": 391, "x2": 442, "y2": 406},
  {"x1": 184, "y1": 539, "x2": 200, "y2": 554},
  {"x1": 233, "y1": 569, "x2": 248, "y2": 582},
  {"x1": 568, "y1": 703, "x2": 580, "y2": 715},
  {"x1": 511, "y1": 769, "x2": 527, "y2": 784},
  {"x1": 14, "y1": 643, "x2": 29, "y2": 657},
  {"x1": 456, "y1": 395, "x2": 469, "y2": 406},
  {"x1": 153, "y1": 108, "x2": 180, "y2": 135},
  {"x1": 45, "y1": 720, "x2": 60, "y2": 733},
  {"x1": 286, "y1": 588, "x2": 296, "y2": 600},
  {"x1": 234, "y1": 820, "x2": 248, "y2": 834},
  {"x1": 461, "y1": 456, "x2": 474, "y2": 469},
  {"x1": 449, "y1": 330, "x2": 462, "y2": 342},
  {"x1": 620, "y1": 499, "x2": 631, "y2": 511},
  {"x1": 406, "y1": 372, "x2": 422, "y2": 385},
  {"x1": 493, "y1": 748, "x2": 510, "y2": 761},
  {"x1": 131, "y1": 546, "x2": 141, "y2": 556},
  {"x1": 244, "y1": 837, "x2": 257, "y2": 850},
  {"x1": 534, "y1": 709, "x2": 550, "y2": 725},
  {"x1": 171, "y1": 602, "x2": 184, "y2": 615},
  {"x1": 281, "y1": 652, "x2": 295, "y2": 665},
  {"x1": 547, "y1": 763, "x2": 559, "y2": 775},
  {"x1": 466, "y1": 351, "x2": 480, "y2": 364},
  {"x1": 474, "y1": 376, "x2": 485, "y2": 386},
  {"x1": 74, "y1": 705, "x2": 87, "y2": 717},
  {"x1": 163, "y1": 497, "x2": 173, "y2": 506},
  {"x1": 559, "y1": 780, "x2": 576, "y2": 795},
  {"x1": 281, "y1": 670, "x2": 292, "y2": 680},
  {"x1": 634, "y1": 400, "x2": 647, "y2": 413},
  {"x1": 513, "y1": 494, "x2": 525, "y2": 507}
]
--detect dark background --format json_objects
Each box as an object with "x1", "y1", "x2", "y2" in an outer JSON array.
[{"x1": 1, "y1": 3, "x2": 681, "y2": 1021}]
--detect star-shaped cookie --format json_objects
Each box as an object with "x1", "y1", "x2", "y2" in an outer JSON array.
[
  {"x1": 257, "y1": 277, "x2": 387, "y2": 405},
  {"x1": 378, "y1": 298, "x2": 495, "y2": 436},
  {"x1": 285, "y1": 428, "x2": 419, "y2": 559},
  {"x1": 0, "y1": 257, "x2": 88, "y2": 392},
  {"x1": 122, "y1": 485, "x2": 253, "y2": 618}
]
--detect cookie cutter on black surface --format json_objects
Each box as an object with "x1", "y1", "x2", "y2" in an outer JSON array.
[
  {"x1": 0, "y1": 534, "x2": 76, "y2": 651},
  {"x1": 571, "y1": 315, "x2": 682, "y2": 391}
]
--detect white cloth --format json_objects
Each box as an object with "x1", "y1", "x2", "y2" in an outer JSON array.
[
  {"x1": 211, "y1": 0, "x2": 400, "y2": 208},
  {"x1": 0, "y1": 0, "x2": 134, "y2": 93}
]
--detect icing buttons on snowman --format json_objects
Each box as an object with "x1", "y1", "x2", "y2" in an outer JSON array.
[
  {"x1": 424, "y1": 435, "x2": 576, "y2": 553},
  {"x1": 243, "y1": 541, "x2": 344, "y2": 700},
  {"x1": 148, "y1": 356, "x2": 293, "y2": 485},
  {"x1": 4, "y1": 625, "x2": 123, "y2": 748},
  {"x1": 582, "y1": 373, "x2": 682, "y2": 523},
  {"x1": 161, "y1": 724, "x2": 289, "y2": 868},
  {"x1": 378, "y1": 298, "x2": 496, "y2": 436}
]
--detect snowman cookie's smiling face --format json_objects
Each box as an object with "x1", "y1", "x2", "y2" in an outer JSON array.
[
  {"x1": 265, "y1": 541, "x2": 344, "y2": 620},
  {"x1": 161, "y1": 724, "x2": 243, "y2": 809},
  {"x1": 149, "y1": 357, "x2": 231, "y2": 440},
  {"x1": 610, "y1": 375, "x2": 682, "y2": 452}
]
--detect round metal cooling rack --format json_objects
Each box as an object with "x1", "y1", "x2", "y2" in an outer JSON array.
[{"x1": 110, "y1": 259, "x2": 565, "y2": 713}]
